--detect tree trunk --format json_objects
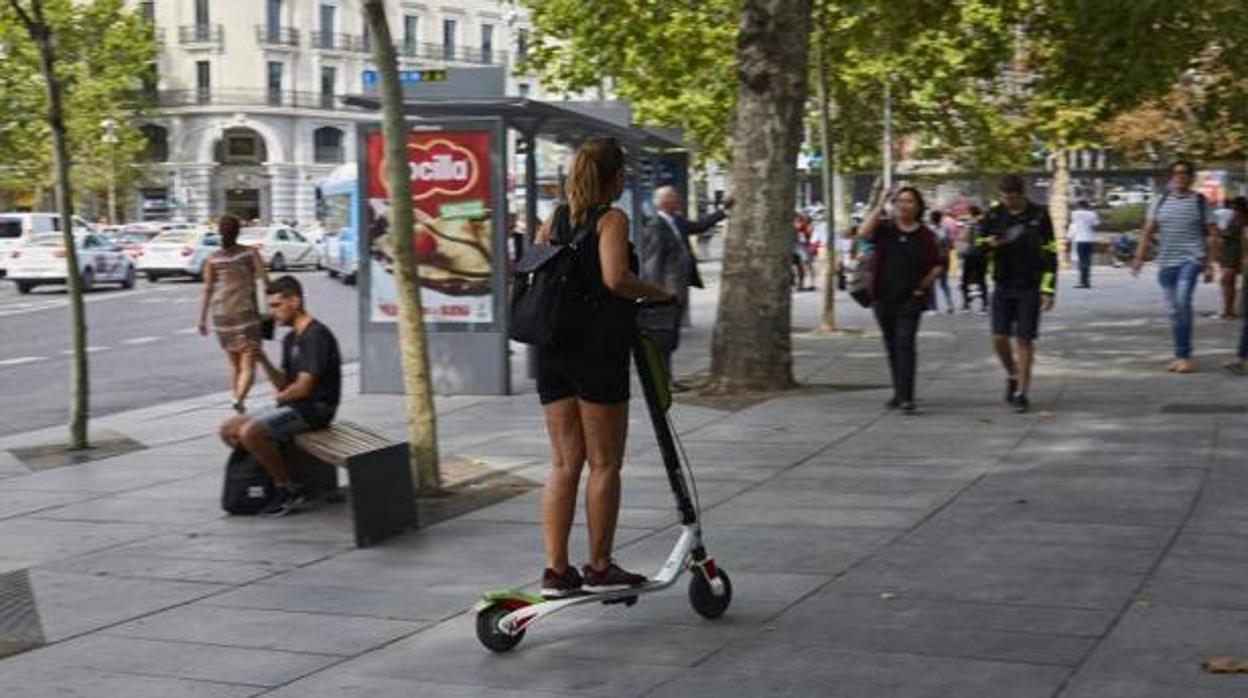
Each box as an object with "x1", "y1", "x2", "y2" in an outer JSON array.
[
  {"x1": 22, "y1": 2, "x2": 89, "y2": 450},
  {"x1": 362, "y1": 0, "x2": 441, "y2": 494},
  {"x1": 815, "y1": 23, "x2": 838, "y2": 333},
  {"x1": 708, "y1": 0, "x2": 813, "y2": 392},
  {"x1": 1049, "y1": 149, "x2": 1070, "y2": 267}
]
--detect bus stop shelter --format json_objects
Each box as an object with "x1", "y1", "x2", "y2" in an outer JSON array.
[{"x1": 343, "y1": 93, "x2": 689, "y2": 397}]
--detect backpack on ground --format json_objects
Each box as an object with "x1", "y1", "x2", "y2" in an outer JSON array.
[
  {"x1": 509, "y1": 208, "x2": 596, "y2": 348},
  {"x1": 221, "y1": 447, "x2": 275, "y2": 515}
]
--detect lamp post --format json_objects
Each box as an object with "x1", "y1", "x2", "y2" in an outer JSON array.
[{"x1": 100, "y1": 118, "x2": 119, "y2": 224}]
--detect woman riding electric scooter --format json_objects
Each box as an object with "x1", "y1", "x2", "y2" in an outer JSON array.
[{"x1": 532, "y1": 137, "x2": 677, "y2": 598}]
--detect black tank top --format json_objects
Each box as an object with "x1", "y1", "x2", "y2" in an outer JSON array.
[{"x1": 549, "y1": 204, "x2": 638, "y2": 356}]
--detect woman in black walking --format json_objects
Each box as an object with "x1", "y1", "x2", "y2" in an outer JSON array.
[{"x1": 858, "y1": 187, "x2": 945, "y2": 413}]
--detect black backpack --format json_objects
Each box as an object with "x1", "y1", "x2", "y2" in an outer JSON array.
[
  {"x1": 221, "y1": 448, "x2": 276, "y2": 515},
  {"x1": 509, "y1": 207, "x2": 598, "y2": 348}
]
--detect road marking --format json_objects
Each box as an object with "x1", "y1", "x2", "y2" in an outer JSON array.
[
  {"x1": 60, "y1": 346, "x2": 109, "y2": 355},
  {"x1": 0, "y1": 356, "x2": 45, "y2": 367},
  {"x1": 174, "y1": 327, "x2": 199, "y2": 335},
  {"x1": 123, "y1": 336, "x2": 161, "y2": 345}
]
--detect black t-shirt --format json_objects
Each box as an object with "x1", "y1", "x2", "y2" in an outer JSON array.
[
  {"x1": 982, "y1": 201, "x2": 1057, "y2": 291},
  {"x1": 876, "y1": 222, "x2": 930, "y2": 304},
  {"x1": 280, "y1": 319, "x2": 342, "y2": 427}
]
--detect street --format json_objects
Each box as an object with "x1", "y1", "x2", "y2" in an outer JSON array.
[{"x1": 0, "y1": 271, "x2": 360, "y2": 437}]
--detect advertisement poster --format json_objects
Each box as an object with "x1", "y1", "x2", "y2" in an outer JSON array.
[{"x1": 365, "y1": 130, "x2": 495, "y2": 324}]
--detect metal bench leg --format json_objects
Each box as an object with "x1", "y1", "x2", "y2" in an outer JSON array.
[{"x1": 345, "y1": 444, "x2": 417, "y2": 547}]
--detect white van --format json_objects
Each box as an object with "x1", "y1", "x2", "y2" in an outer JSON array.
[{"x1": 0, "y1": 213, "x2": 95, "y2": 277}]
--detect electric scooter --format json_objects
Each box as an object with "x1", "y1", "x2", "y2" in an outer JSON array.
[{"x1": 473, "y1": 335, "x2": 733, "y2": 652}]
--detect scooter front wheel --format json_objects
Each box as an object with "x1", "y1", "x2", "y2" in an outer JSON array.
[
  {"x1": 688, "y1": 567, "x2": 733, "y2": 619},
  {"x1": 476, "y1": 603, "x2": 526, "y2": 652}
]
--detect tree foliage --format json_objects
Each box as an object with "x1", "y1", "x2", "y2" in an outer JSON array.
[{"x1": 0, "y1": 0, "x2": 156, "y2": 203}]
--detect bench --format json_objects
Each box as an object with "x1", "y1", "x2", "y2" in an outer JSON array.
[{"x1": 287, "y1": 421, "x2": 417, "y2": 548}]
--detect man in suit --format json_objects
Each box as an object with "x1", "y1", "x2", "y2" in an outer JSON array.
[{"x1": 640, "y1": 186, "x2": 733, "y2": 389}]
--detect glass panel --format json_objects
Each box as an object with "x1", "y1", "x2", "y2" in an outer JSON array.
[
  {"x1": 404, "y1": 15, "x2": 418, "y2": 53},
  {"x1": 443, "y1": 18, "x2": 456, "y2": 59},
  {"x1": 481, "y1": 24, "x2": 493, "y2": 62},
  {"x1": 266, "y1": 0, "x2": 281, "y2": 38},
  {"x1": 195, "y1": 0, "x2": 209, "y2": 27},
  {"x1": 319, "y1": 4, "x2": 335, "y2": 47}
]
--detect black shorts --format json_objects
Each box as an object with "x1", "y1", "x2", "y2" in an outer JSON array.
[
  {"x1": 536, "y1": 348, "x2": 631, "y2": 405},
  {"x1": 992, "y1": 288, "x2": 1042, "y2": 340}
]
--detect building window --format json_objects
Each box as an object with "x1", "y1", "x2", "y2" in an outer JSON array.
[
  {"x1": 139, "y1": 0, "x2": 155, "y2": 23},
  {"x1": 139, "y1": 125, "x2": 168, "y2": 162},
  {"x1": 320, "y1": 66, "x2": 336, "y2": 108},
  {"x1": 196, "y1": 60, "x2": 210, "y2": 104},
  {"x1": 319, "y1": 3, "x2": 335, "y2": 48},
  {"x1": 442, "y1": 19, "x2": 456, "y2": 60},
  {"x1": 195, "y1": 0, "x2": 209, "y2": 27},
  {"x1": 314, "y1": 126, "x2": 344, "y2": 164},
  {"x1": 516, "y1": 28, "x2": 529, "y2": 61},
  {"x1": 518, "y1": 82, "x2": 530, "y2": 98},
  {"x1": 403, "y1": 15, "x2": 419, "y2": 55},
  {"x1": 266, "y1": 0, "x2": 282, "y2": 41},
  {"x1": 267, "y1": 61, "x2": 283, "y2": 105},
  {"x1": 481, "y1": 24, "x2": 493, "y2": 64}
]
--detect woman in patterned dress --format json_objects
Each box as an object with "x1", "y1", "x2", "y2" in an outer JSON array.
[{"x1": 197, "y1": 215, "x2": 268, "y2": 413}]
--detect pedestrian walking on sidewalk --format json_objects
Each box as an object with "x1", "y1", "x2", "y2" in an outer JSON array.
[
  {"x1": 858, "y1": 187, "x2": 945, "y2": 414},
  {"x1": 958, "y1": 205, "x2": 989, "y2": 313},
  {"x1": 219, "y1": 276, "x2": 342, "y2": 517},
  {"x1": 198, "y1": 215, "x2": 269, "y2": 413},
  {"x1": 1216, "y1": 196, "x2": 1246, "y2": 320},
  {"x1": 982, "y1": 175, "x2": 1058, "y2": 413},
  {"x1": 1132, "y1": 160, "x2": 1220, "y2": 374},
  {"x1": 535, "y1": 137, "x2": 677, "y2": 599},
  {"x1": 1067, "y1": 200, "x2": 1101, "y2": 289},
  {"x1": 1223, "y1": 198, "x2": 1248, "y2": 376},
  {"x1": 925, "y1": 210, "x2": 956, "y2": 314}
]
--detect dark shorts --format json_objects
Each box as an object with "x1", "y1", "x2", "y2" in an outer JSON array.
[
  {"x1": 249, "y1": 405, "x2": 313, "y2": 441},
  {"x1": 992, "y1": 288, "x2": 1042, "y2": 341},
  {"x1": 537, "y1": 348, "x2": 630, "y2": 405}
]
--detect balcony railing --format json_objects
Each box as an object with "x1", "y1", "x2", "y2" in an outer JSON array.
[
  {"x1": 256, "y1": 25, "x2": 300, "y2": 48},
  {"x1": 178, "y1": 24, "x2": 223, "y2": 46},
  {"x1": 310, "y1": 31, "x2": 368, "y2": 52},
  {"x1": 397, "y1": 41, "x2": 506, "y2": 65},
  {"x1": 314, "y1": 145, "x2": 345, "y2": 164},
  {"x1": 158, "y1": 89, "x2": 363, "y2": 111}
]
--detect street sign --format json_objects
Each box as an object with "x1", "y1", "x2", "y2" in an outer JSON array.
[
  {"x1": 362, "y1": 70, "x2": 378, "y2": 86},
  {"x1": 361, "y1": 69, "x2": 447, "y2": 87}
]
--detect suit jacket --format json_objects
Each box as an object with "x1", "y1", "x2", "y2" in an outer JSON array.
[
  {"x1": 642, "y1": 209, "x2": 726, "y2": 291},
  {"x1": 641, "y1": 214, "x2": 690, "y2": 298}
]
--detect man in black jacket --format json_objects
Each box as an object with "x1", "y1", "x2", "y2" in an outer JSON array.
[
  {"x1": 981, "y1": 175, "x2": 1058, "y2": 413},
  {"x1": 640, "y1": 186, "x2": 732, "y2": 387}
]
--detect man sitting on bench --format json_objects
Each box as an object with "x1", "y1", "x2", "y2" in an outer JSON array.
[{"x1": 220, "y1": 275, "x2": 342, "y2": 517}]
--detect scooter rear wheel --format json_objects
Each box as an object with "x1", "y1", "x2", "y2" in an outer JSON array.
[
  {"x1": 476, "y1": 603, "x2": 525, "y2": 652},
  {"x1": 688, "y1": 567, "x2": 732, "y2": 619}
]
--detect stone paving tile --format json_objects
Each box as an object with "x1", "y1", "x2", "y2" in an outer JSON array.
[
  {"x1": 28, "y1": 493, "x2": 227, "y2": 525},
  {"x1": 203, "y1": 582, "x2": 469, "y2": 622},
  {"x1": 26, "y1": 570, "x2": 227, "y2": 642},
  {"x1": 106, "y1": 605, "x2": 425, "y2": 656},
  {"x1": 702, "y1": 501, "x2": 926, "y2": 530},
  {"x1": 1061, "y1": 678, "x2": 1248, "y2": 698},
  {"x1": 40, "y1": 549, "x2": 285, "y2": 586},
  {"x1": 0, "y1": 488, "x2": 101, "y2": 520},
  {"x1": 264, "y1": 674, "x2": 582, "y2": 698},
  {"x1": 22, "y1": 634, "x2": 339, "y2": 687},
  {"x1": 1075, "y1": 605, "x2": 1248, "y2": 694},
  {"x1": 0, "y1": 517, "x2": 164, "y2": 564},
  {"x1": 0, "y1": 665, "x2": 261, "y2": 698}
]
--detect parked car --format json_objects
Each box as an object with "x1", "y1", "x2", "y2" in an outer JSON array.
[
  {"x1": 322, "y1": 228, "x2": 358, "y2": 284},
  {"x1": 238, "y1": 226, "x2": 320, "y2": 271},
  {"x1": 6, "y1": 232, "x2": 135, "y2": 294},
  {"x1": 105, "y1": 228, "x2": 161, "y2": 262},
  {"x1": 136, "y1": 229, "x2": 220, "y2": 282},
  {"x1": 0, "y1": 212, "x2": 95, "y2": 277}
]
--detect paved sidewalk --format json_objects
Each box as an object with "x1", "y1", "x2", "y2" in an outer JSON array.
[{"x1": 1, "y1": 265, "x2": 1247, "y2": 697}]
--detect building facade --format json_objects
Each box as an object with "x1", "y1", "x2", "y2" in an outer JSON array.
[{"x1": 131, "y1": 0, "x2": 535, "y2": 224}]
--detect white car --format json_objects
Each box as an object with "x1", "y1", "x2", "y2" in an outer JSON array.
[
  {"x1": 239, "y1": 226, "x2": 320, "y2": 271},
  {"x1": 0, "y1": 212, "x2": 95, "y2": 277},
  {"x1": 136, "y1": 229, "x2": 220, "y2": 282},
  {"x1": 7, "y1": 233, "x2": 135, "y2": 294}
]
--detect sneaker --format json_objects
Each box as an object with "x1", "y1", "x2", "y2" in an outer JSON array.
[
  {"x1": 1005, "y1": 379, "x2": 1018, "y2": 405},
  {"x1": 231, "y1": 398, "x2": 246, "y2": 414},
  {"x1": 259, "y1": 485, "x2": 305, "y2": 518},
  {"x1": 582, "y1": 561, "x2": 647, "y2": 593},
  {"x1": 1014, "y1": 393, "x2": 1031, "y2": 413},
  {"x1": 901, "y1": 401, "x2": 918, "y2": 415},
  {"x1": 885, "y1": 397, "x2": 901, "y2": 410},
  {"x1": 540, "y1": 566, "x2": 584, "y2": 599},
  {"x1": 1224, "y1": 360, "x2": 1246, "y2": 376}
]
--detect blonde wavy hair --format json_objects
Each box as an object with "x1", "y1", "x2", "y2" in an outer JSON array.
[{"x1": 564, "y1": 137, "x2": 626, "y2": 227}]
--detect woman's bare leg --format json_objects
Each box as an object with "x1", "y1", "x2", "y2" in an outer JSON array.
[
  {"x1": 541, "y1": 398, "x2": 586, "y2": 572},
  {"x1": 579, "y1": 399, "x2": 629, "y2": 570},
  {"x1": 235, "y1": 348, "x2": 258, "y2": 407},
  {"x1": 225, "y1": 350, "x2": 241, "y2": 401}
]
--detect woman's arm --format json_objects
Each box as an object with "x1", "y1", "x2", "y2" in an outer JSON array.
[
  {"x1": 598, "y1": 209, "x2": 677, "y2": 303},
  {"x1": 197, "y1": 259, "x2": 216, "y2": 336},
  {"x1": 253, "y1": 247, "x2": 270, "y2": 288}
]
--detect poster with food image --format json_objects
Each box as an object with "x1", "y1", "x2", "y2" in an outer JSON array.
[{"x1": 365, "y1": 130, "x2": 495, "y2": 324}]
